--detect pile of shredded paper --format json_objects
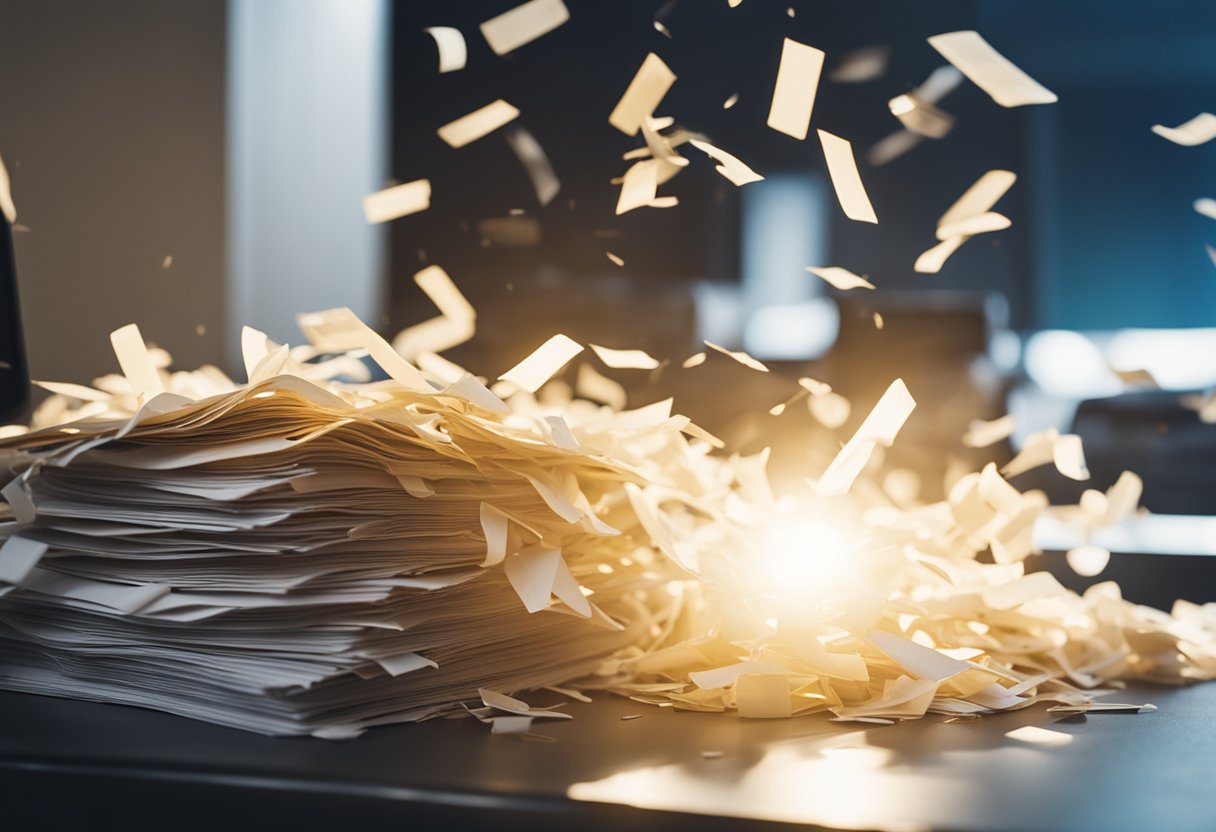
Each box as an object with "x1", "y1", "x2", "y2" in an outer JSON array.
[
  {"x1": 3, "y1": 1, "x2": 1216, "y2": 737},
  {"x1": 0, "y1": 303, "x2": 1214, "y2": 737}
]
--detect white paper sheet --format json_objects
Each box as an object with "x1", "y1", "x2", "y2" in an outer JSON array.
[
  {"x1": 816, "y1": 379, "x2": 915, "y2": 496},
  {"x1": 687, "y1": 139, "x2": 764, "y2": 186},
  {"x1": 437, "y1": 100, "x2": 520, "y2": 148},
  {"x1": 817, "y1": 130, "x2": 878, "y2": 223},
  {"x1": 927, "y1": 30, "x2": 1057, "y2": 107},
  {"x1": 609, "y1": 53, "x2": 677, "y2": 136},
  {"x1": 479, "y1": 0, "x2": 570, "y2": 56},
  {"x1": 1152, "y1": 112, "x2": 1216, "y2": 146},
  {"x1": 767, "y1": 38, "x2": 825, "y2": 140},
  {"x1": 425, "y1": 27, "x2": 467, "y2": 73}
]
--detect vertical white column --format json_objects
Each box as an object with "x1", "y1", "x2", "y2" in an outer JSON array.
[{"x1": 227, "y1": 0, "x2": 389, "y2": 367}]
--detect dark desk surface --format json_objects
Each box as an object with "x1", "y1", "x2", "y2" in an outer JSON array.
[{"x1": 3, "y1": 678, "x2": 1215, "y2": 832}]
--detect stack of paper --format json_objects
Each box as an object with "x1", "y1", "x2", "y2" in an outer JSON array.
[{"x1": 0, "y1": 315, "x2": 691, "y2": 737}]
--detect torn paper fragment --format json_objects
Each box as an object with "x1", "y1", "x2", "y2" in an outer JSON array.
[
  {"x1": 767, "y1": 38, "x2": 825, "y2": 140},
  {"x1": 704, "y1": 341, "x2": 769, "y2": 373},
  {"x1": 438, "y1": 100, "x2": 520, "y2": 148},
  {"x1": 687, "y1": 139, "x2": 763, "y2": 186},
  {"x1": 504, "y1": 127, "x2": 561, "y2": 206},
  {"x1": 480, "y1": 503, "x2": 512, "y2": 567},
  {"x1": 873, "y1": 312, "x2": 884, "y2": 330},
  {"x1": 1102, "y1": 470, "x2": 1143, "y2": 525},
  {"x1": 375, "y1": 652, "x2": 439, "y2": 677},
  {"x1": 653, "y1": 20, "x2": 672, "y2": 39},
  {"x1": 1006, "y1": 725, "x2": 1072, "y2": 746},
  {"x1": 983, "y1": 571, "x2": 1065, "y2": 610},
  {"x1": 615, "y1": 159, "x2": 660, "y2": 215},
  {"x1": 425, "y1": 27, "x2": 467, "y2": 73},
  {"x1": 504, "y1": 546, "x2": 591, "y2": 617},
  {"x1": 868, "y1": 129, "x2": 922, "y2": 167},
  {"x1": 110, "y1": 324, "x2": 165, "y2": 400},
  {"x1": 1152, "y1": 113, "x2": 1216, "y2": 146},
  {"x1": 963, "y1": 414, "x2": 1014, "y2": 448},
  {"x1": 577, "y1": 364, "x2": 627, "y2": 411},
  {"x1": 808, "y1": 390, "x2": 851, "y2": 429},
  {"x1": 0, "y1": 151, "x2": 15, "y2": 223},
  {"x1": 491, "y1": 715, "x2": 535, "y2": 734},
  {"x1": 499, "y1": 334, "x2": 584, "y2": 393},
  {"x1": 723, "y1": 93, "x2": 738, "y2": 110},
  {"x1": 806, "y1": 266, "x2": 875, "y2": 291},
  {"x1": 609, "y1": 53, "x2": 677, "y2": 136},
  {"x1": 937, "y1": 211, "x2": 1011, "y2": 240},
  {"x1": 1053, "y1": 433, "x2": 1090, "y2": 481},
  {"x1": 830, "y1": 46, "x2": 890, "y2": 83},
  {"x1": 889, "y1": 93, "x2": 954, "y2": 139},
  {"x1": 817, "y1": 130, "x2": 878, "y2": 223},
  {"x1": 1066, "y1": 545, "x2": 1111, "y2": 578},
  {"x1": 928, "y1": 30, "x2": 1057, "y2": 107},
  {"x1": 868, "y1": 630, "x2": 970, "y2": 683},
  {"x1": 606, "y1": 252, "x2": 624, "y2": 267},
  {"x1": 1194, "y1": 198, "x2": 1216, "y2": 221},
  {"x1": 938, "y1": 170, "x2": 1016, "y2": 234},
  {"x1": 681, "y1": 352, "x2": 706, "y2": 368},
  {"x1": 0, "y1": 536, "x2": 48, "y2": 585},
  {"x1": 480, "y1": 0, "x2": 570, "y2": 56},
  {"x1": 590, "y1": 344, "x2": 660, "y2": 370},
  {"x1": 363, "y1": 179, "x2": 431, "y2": 224},
  {"x1": 816, "y1": 378, "x2": 915, "y2": 496}
]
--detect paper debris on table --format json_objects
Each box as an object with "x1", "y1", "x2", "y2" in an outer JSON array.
[
  {"x1": 362, "y1": 179, "x2": 431, "y2": 224},
  {"x1": 816, "y1": 378, "x2": 915, "y2": 496},
  {"x1": 830, "y1": 46, "x2": 890, "y2": 83},
  {"x1": 438, "y1": 99, "x2": 520, "y2": 148},
  {"x1": 480, "y1": 0, "x2": 570, "y2": 56},
  {"x1": 928, "y1": 30, "x2": 1057, "y2": 107},
  {"x1": 1005, "y1": 725, "x2": 1073, "y2": 746},
  {"x1": 1152, "y1": 113, "x2": 1216, "y2": 146},
  {"x1": 0, "y1": 150, "x2": 15, "y2": 223},
  {"x1": 767, "y1": 38, "x2": 825, "y2": 140},
  {"x1": 818, "y1": 130, "x2": 878, "y2": 223},
  {"x1": 609, "y1": 53, "x2": 677, "y2": 136},
  {"x1": 504, "y1": 127, "x2": 561, "y2": 207},
  {"x1": 705, "y1": 341, "x2": 770, "y2": 373},
  {"x1": 590, "y1": 344, "x2": 660, "y2": 370},
  {"x1": 687, "y1": 140, "x2": 764, "y2": 186},
  {"x1": 425, "y1": 27, "x2": 467, "y2": 73},
  {"x1": 806, "y1": 266, "x2": 875, "y2": 291}
]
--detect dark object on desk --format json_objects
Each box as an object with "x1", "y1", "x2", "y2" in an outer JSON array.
[
  {"x1": 0, "y1": 212, "x2": 29, "y2": 423},
  {"x1": 3, "y1": 678, "x2": 1216, "y2": 832}
]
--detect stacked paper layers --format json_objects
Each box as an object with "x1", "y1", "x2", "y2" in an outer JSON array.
[{"x1": 0, "y1": 368, "x2": 685, "y2": 737}]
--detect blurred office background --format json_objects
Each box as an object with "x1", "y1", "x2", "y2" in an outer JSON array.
[{"x1": 2, "y1": 0, "x2": 1216, "y2": 517}]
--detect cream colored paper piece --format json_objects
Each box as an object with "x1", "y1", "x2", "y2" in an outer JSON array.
[
  {"x1": 503, "y1": 546, "x2": 591, "y2": 617},
  {"x1": 888, "y1": 93, "x2": 954, "y2": 139},
  {"x1": 873, "y1": 312, "x2": 884, "y2": 330},
  {"x1": 798, "y1": 377, "x2": 832, "y2": 396},
  {"x1": 297, "y1": 307, "x2": 433, "y2": 392},
  {"x1": 110, "y1": 324, "x2": 166, "y2": 400},
  {"x1": 938, "y1": 170, "x2": 1017, "y2": 235},
  {"x1": 425, "y1": 27, "x2": 467, "y2": 73},
  {"x1": 499, "y1": 334, "x2": 584, "y2": 393},
  {"x1": 722, "y1": 93, "x2": 739, "y2": 110},
  {"x1": 504, "y1": 127, "x2": 561, "y2": 207},
  {"x1": 606, "y1": 252, "x2": 625, "y2": 267},
  {"x1": 767, "y1": 38, "x2": 825, "y2": 140},
  {"x1": 915, "y1": 236, "x2": 967, "y2": 274},
  {"x1": 1066, "y1": 545, "x2": 1110, "y2": 578},
  {"x1": 728, "y1": 0, "x2": 742, "y2": 6},
  {"x1": 830, "y1": 46, "x2": 890, "y2": 83},
  {"x1": 1152, "y1": 113, "x2": 1216, "y2": 146},
  {"x1": 577, "y1": 364, "x2": 627, "y2": 411},
  {"x1": 437, "y1": 99, "x2": 520, "y2": 148},
  {"x1": 590, "y1": 344, "x2": 660, "y2": 370},
  {"x1": 479, "y1": 0, "x2": 570, "y2": 56},
  {"x1": 704, "y1": 341, "x2": 769, "y2": 373},
  {"x1": 868, "y1": 129, "x2": 922, "y2": 167},
  {"x1": 816, "y1": 379, "x2": 915, "y2": 496},
  {"x1": 681, "y1": 352, "x2": 706, "y2": 369},
  {"x1": 362, "y1": 179, "x2": 431, "y2": 224},
  {"x1": 609, "y1": 53, "x2": 677, "y2": 136},
  {"x1": 962, "y1": 414, "x2": 1014, "y2": 448},
  {"x1": 937, "y1": 211, "x2": 1011, "y2": 240},
  {"x1": 868, "y1": 630, "x2": 970, "y2": 683},
  {"x1": 1194, "y1": 198, "x2": 1216, "y2": 220},
  {"x1": 0, "y1": 151, "x2": 15, "y2": 223},
  {"x1": 928, "y1": 30, "x2": 1057, "y2": 107},
  {"x1": 817, "y1": 130, "x2": 878, "y2": 223},
  {"x1": 687, "y1": 139, "x2": 764, "y2": 186},
  {"x1": 653, "y1": 20, "x2": 672, "y2": 39},
  {"x1": 479, "y1": 503, "x2": 512, "y2": 567},
  {"x1": 414, "y1": 265, "x2": 475, "y2": 323},
  {"x1": 1005, "y1": 725, "x2": 1073, "y2": 746},
  {"x1": 806, "y1": 266, "x2": 875, "y2": 291},
  {"x1": 615, "y1": 160, "x2": 660, "y2": 215},
  {"x1": 1053, "y1": 434, "x2": 1090, "y2": 481},
  {"x1": 808, "y1": 390, "x2": 851, "y2": 429}
]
